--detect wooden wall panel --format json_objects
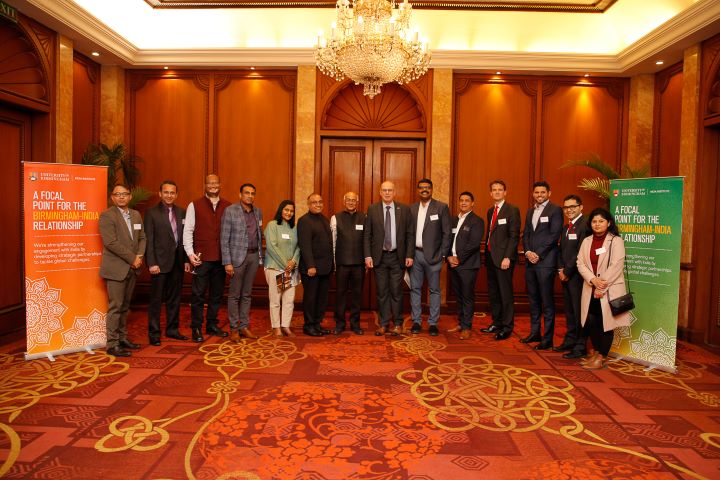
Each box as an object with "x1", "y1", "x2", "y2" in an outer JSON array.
[
  {"x1": 653, "y1": 64, "x2": 683, "y2": 177},
  {"x1": 215, "y1": 74, "x2": 295, "y2": 217},
  {"x1": 321, "y1": 139, "x2": 373, "y2": 215},
  {"x1": 72, "y1": 53, "x2": 99, "y2": 163}
]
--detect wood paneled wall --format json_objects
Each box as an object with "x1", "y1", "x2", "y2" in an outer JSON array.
[
  {"x1": 653, "y1": 63, "x2": 683, "y2": 177},
  {"x1": 72, "y1": 53, "x2": 100, "y2": 163}
]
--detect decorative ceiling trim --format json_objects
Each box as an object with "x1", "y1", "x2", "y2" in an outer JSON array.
[{"x1": 143, "y1": 0, "x2": 618, "y2": 11}]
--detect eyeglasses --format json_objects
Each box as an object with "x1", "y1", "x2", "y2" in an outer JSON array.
[
  {"x1": 562, "y1": 204, "x2": 580, "y2": 210},
  {"x1": 112, "y1": 192, "x2": 131, "y2": 197}
]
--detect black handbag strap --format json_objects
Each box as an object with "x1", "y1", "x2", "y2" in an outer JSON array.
[{"x1": 606, "y1": 235, "x2": 631, "y2": 297}]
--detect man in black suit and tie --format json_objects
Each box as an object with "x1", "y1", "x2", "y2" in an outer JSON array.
[
  {"x1": 364, "y1": 181, "x2": 415, "y2": 336},
  {"x1": 144, "y1": 180, "x2": 191, "y2": 346},
  {"x1": 409, "y1": 179, "x2": 451, "y2": 336},
  {"x1": 556, "y1": 194, "x2": 588, "y2": 359},
  {"x1": 298, "y1": 193, "x2": 334, "y2": 337},
  {"x1": 521, "y1": 181, "x2": 564, "y2": 350},
  {"x1": 481, "y1": 179, "x2": 521, "y2": 340},
  {"x1": 447, "y1": 192, "x2": 484, "y2": 340}
]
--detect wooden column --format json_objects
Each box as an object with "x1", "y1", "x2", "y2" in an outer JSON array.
[
  {"x1": 55, "y1": 35, "x2": 73, "y2": 163},
  {"x1": 100, "y1": 65, "x2": 125, "y2": 146}
]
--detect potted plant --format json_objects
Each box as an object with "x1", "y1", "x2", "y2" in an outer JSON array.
[
  {"x1": 81, "y1": 142, "x2": 152, "y2": 208},
  {"x1": 561, "y1": 152, "x2": 650, "y2": 202}
]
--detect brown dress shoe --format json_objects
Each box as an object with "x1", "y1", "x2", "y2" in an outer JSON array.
[
  {"x1": 273, "y1": 327, "x2": 282, "y2": 337},
  {"x1": 375, "y1": 326, "x2": 387, "y2": 336},
  {"x1": 582, "y1": 355, "x2": 607, "y2": 370},
  {"x1": 229, "y1": 329, "x2": 241, "y2": 343},
  {"x1": 446, "y1": 325, "x2": 461, "y2": 333},
  {"x1": 459, "y1": 329, "x2": 471, "y2": 340},
  {"x1": 580, "y1": 351, "x2": 599, "y2": 366},
  {"x1": 392, "y1": 324, "x2": 403, "y2": 335},
  {"x1": 240, "y1": 327, "x2": 258, "y2": 339},
  {"x1": 282, "y1": 327, "x2": 296, "y2": 337}
]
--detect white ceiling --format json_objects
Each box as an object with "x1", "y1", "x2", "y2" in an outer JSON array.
[{"x1": 8, "y1": 0, "x2": 720, "y2": 75}]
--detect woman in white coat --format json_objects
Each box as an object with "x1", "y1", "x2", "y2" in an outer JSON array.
[{"x1": 576, "y1": 207, "x2": 631, "y2": 369}]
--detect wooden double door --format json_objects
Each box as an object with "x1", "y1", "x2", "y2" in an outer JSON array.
[{"x1": 319, "y1": 137, "x2": 425, "y2": 309}]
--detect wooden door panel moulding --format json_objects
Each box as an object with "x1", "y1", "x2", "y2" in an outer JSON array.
[
  {"x1": 318, "y1": 129, "x2": 427, "y2": 139},
  {"x1": 652, "y1": 62, "x2": 683, "y2": 177}
]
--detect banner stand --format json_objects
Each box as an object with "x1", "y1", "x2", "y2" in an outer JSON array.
[
  {"x1": 608, "y1": 352, "x2": 678, "y2": 374},
  {"x1": 24, "y1": 343, "x2": 104, "y2": 361}
]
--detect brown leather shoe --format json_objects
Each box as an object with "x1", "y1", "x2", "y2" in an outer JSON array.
[
  {"x1": 392, "y1": 324, "x2": 403, "y2": 335},
  {"x1": 375, "y1": 326, "x2": 387, "y2": 336},
  {"x1": 582, "y1": 355, "x2": 607, "y2": 370},
  {"x1": 282, "y1": 327, "x2": 295, "y2": 337},
  {"x1": 446, "y1": 325, "x2": 461, "y2": 333},
  {"x1": 459, "y1": 329, "x2": 471, "y2": 340},
  {"x1": 273, "y1": 327, "x2": 283, "y2": 337},
  {"x1": 580, "y1": 351, "x2": 599, "y2": 366},
  {"x1": 229, "y1": 329, "x2": 241, "y2": 343},
  {"x1": 240, "y1": 327, "x2": 258, "y2": 339}
]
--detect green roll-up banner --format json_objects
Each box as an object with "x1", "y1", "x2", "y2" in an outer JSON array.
[{"x1": 608, "y1": 177, "x2": 683, "y2": 372}]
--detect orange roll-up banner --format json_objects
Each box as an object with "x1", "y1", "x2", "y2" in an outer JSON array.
[{"x1": 23, "y1": 162, "x2": 108, "y2": 360}]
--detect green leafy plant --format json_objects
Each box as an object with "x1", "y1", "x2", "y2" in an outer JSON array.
[
  {"x1": 561, "y1": 152, "x2": 650, "y2": 200},
  {"x1": 81, "y1": 142, "x2": 152, "y2": 208}
]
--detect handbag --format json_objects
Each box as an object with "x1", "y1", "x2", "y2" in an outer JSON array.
[{"x1": 605, "y1": 237, "x2": 635, "y2": 315}]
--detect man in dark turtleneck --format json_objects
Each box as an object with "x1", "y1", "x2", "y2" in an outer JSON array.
[{"x1": 297, "y1": 193, "x2": 333, "y2": 336}]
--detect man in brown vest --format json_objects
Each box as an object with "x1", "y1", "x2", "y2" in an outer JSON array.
[{"x1": 184, "y1": 174, "x2": 231, "y2": 342}]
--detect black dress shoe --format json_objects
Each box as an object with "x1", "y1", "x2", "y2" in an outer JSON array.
[
  {"x1": 563, "y1": 351, "x2": 587, "y2": 359},
  {"x1": 191, "y1": 328, "x2": 205, "y2": 343},
  {"x1": 494, "y1": 331, "x2": 511, "y2": 341},
  {"x1": 351, "y1": 327, "x2": 364, "y2": 335},
  {"x1": 552, "y1": 343, "x2": 573, "y2": 352},
  {"x1": 206, "y1": 325, "x2": 229, "y2": 337},
  {"x1": 119, "y1": 339, "x2": 140, "y2": 350},
  {"x1": 107, "y1": 346, "x2": 131, "y2": 357},
  {"x1": 534, "y1": 342, "x2": 553, "y2": 351},
  {"x1": 333, "y1": 327, "x2": 345, "y2": 335},
  {"x1": 520, "y1": 334, "x2": 541, "y2": 344},
  {"x1": 149, "y1": 338, "x2": 161, "y2": 346},
  {"x1": 428, "y1": 325, "x2": 439, "y2": 336},
  {"x1": 410, "y1": 322, "x2": 421, "y2": 334},
  {"x1": 320, "y1": 328, "x2": 332, "y2": 335},
  {"x1": 166, "y1": 332, "x2": 189, "y2": 341},
  {"x1": 303, "y1": 327, "x2": 323, "y2": 337},
  {"x1": 480, "y1": 325, "x2": 500, "y2": 334}
]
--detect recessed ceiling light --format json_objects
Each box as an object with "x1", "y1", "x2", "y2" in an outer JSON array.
[
  {"x1": 495, "y1": 71, "x2": 501, "y2": 75},
  {"x1": 656, "y1": 60, "x2": 664, "y2": 65},
  {"x1": 91, "y1": 52, "x2": 100, "y2": 57},
  {"x1": 163, "y1": 66, "x2": 169, "y2": 70},
  {"x1": 584, "y1": 73, "x2": 590, "y2": 77},
  {"x1": 250, "y1": 66, "x2": 256, "y2": 70}
]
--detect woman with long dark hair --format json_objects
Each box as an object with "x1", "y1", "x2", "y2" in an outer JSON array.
[{"x1": 576, "y1": 207, "x2": 632, "y2": 369}]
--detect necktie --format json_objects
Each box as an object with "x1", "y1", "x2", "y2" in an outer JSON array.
[
  {"x1": 168, "y1": 207, "x2": 178, "y2": 244},
  {"x1": 384, "y1": 205, "x2": 392, "y2": 251},
  {"x1": 488, "y1": 205, "x2": 498, "y2": 252},
  {"x1": 567, "y1": 221, "x2": 575, "y2": 236}
]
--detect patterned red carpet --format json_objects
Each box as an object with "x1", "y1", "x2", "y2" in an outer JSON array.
[{"x1": 1, "y1": 307, "x2": 720, "y2": 479}]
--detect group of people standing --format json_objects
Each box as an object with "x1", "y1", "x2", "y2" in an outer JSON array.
[{"x1": 98, "y1": 175, "x2": 631, "y2": 370}]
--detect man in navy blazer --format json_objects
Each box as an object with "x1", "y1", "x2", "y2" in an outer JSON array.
[
  {"x1": 409, "y1": 179, "x2": 451, "y2": 336},
  {"x1": 447, "y1": 191, "x2": 485, "y2": 340},
  {"x1": 521, "y1": 181, "x2": 563, "y2": 349},
  {"x1": 363, "y1": 181, "x2": 415, "y2": 336},
  {"x1": 144, "y1": 180, "x2": 190, "y2": 346}
]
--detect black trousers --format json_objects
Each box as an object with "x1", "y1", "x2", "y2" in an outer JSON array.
[
  {"x1": 301, "y1": 272, "x2": 330, "y2": 329},
  {"x1": 374, "y1": 251, "x2": 405, "y2": 327},
  {"x1": 561, "y1": 272, "x2": 586, "y2": 353},
  {"x1": 148, "y1": 251, "x2": 184, "y2": 340},
  {"x1": 450, "y1": 267, "x2": 479, "y2": 331},
  {"x1": 190, "y1": 260, "x2": 226, "y2": 330},
  {"x1": 525, "y1": 264, "x2": 556, "y2": 343},
  {"x1": 485, "y1": 257, "x2": 515, "y2": 334},
  {"x1": 584, "y1": 297, "x2": 613, "y2": 356},
  {"x1": 335, "y1": 264, "x2": 364, "y2": 329}
]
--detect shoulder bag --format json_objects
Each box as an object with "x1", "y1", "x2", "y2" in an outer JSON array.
[{"x1": 606, "y1": 236, "x2": 635, "y2": 315}]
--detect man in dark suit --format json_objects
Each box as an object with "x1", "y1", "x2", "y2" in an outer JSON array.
[
  {"x1": 481, "y1": 179, "x2": 521, "y2": 340},
  {"x1": 221, "y1": 183, "x2": 263, "y2": 342},
  {"x1": 409, "y1": 179, "x2": 451, "y2": 336},
  {"x1": 364, "y1": 181, "x2": 415, "y2": 336},
  {"x1": 521, "y1": 181, "x2": 563, "y2": 350},
  {"x1": 298, "y1": 193, "x2": 334, "y2": 337},
  {"x1": 447, "y1": 192, "x2": 484, "y2": 340},
  {"x1": 144, "y1": 180, "x2": 191, "y2": 346},
  {"x1": 99, "y1": 184, "x2": 146, "y2": 357},
  {"x1": 556, "y1": 194, "x2": 588, "y2": 359}
]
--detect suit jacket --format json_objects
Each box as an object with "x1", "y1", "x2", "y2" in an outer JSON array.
[
  {"x1": 449, "y1": 212, "x2": 485, "y2": 270},
  {"x1": 297, "y1": 212, "x2": 333, "y2": 275},
  {"x1": 410, "y1": 198, "x2": 452, "y2": 264},
  {"x1": 577, "y1": 234, "x2": 632, "y2": 331},
  {"x1": 99, "y1": 206, "x2": 146, "y2": 281},
  {"x1": 363, "y1": 201, "x2": 415, "y2": 265},
  {"x1": 220, "y1": 203, "x2": 263, "y2": 267},
  {"x1": 557, "y1": 214, "x2": 588, "y2": 277},
  {"x1": 144, "y1": 202, "x2": 186, "y2": 273},
  {"x1": 485, "y1": 202, "x2": 521, "y2": 267},
  {"x1": 522, "y1": 201, "x2": 563, "y2": 268}
]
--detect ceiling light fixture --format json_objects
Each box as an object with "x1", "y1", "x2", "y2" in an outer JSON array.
[
  {"x1": 314, "y1": 0, "x2": 431, "y2": 98},
  {"x1": 584, "y1": 73, "x2": 590, "y2": 77},
  {"x1": 163, "y1": 66, "x2": 169, "y2": 70},
  {"x1": 495, "y1": 71, "x2": 501, "y2": 75},
  {"x1": 91, "y1": 51, "x2": 100, "y2": 57},
  {"x1": 656, "y1": 60, "x2": 664, "y2": 65}
]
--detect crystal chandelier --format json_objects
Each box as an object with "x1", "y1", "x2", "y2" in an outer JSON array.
[{"x1": 315, "y1": 0, "x2": 431, "y2": 98}]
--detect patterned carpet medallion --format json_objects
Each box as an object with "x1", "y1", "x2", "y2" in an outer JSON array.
[{"x1": 1, "y1": 309, "x2": 719, "y2": 479}]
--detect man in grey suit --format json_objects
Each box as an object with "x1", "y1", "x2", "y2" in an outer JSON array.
[
  {"x1": 221, "y1": 183, "x2": 263, "y2": 342},
  {"x1": 144, "y1": 180, "x2": 190, "y2": 346},
  {"x1": 363, "y1": 181, "x2": 415, "y2": 336},
  {"x1": 409, "y1": 178, "x2": 451, "y2": 336},
  {"x1": 99, "y1": 184, "x2": 146, "y2": 357}
]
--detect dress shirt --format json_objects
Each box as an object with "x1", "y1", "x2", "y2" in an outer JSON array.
[
  {"x1": 451, "y1": 211, "x2": 471, "y2": 256},
  {"x1": 119, "y1": 207, "x2": 133, "y2": 239},
  {"x1": 532, "y1": 200, "x2": 549, "y2": 229},
  {"x1": 183, "y1": 195, "x2": 220, "y2": 257},
  {"x1": 415, "y1": 201, "x2": 429, "y2": 248},
  {"x1": 384, "y1": 202, "x2": 397, "y2": 250}
]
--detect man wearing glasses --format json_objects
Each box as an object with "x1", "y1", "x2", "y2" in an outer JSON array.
[
  {"x1": 99, "y1": 184, "x2": 146, "y2": 357},
  {"x1": 556, "y1": 194, "x2": 588, "y2": 359}
]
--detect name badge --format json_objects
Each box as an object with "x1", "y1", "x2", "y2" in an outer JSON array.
[
  {"x1": 281, "y1": 233, "x2": 290, "y2": 240},
  {"x1": 258, "y1": 220, "x2": 262, "y2": 226},
  {"x1": 133, "y1": 223, "x2": 142, "y2": 230},
  {"x1": 595, "y1": 247, "x2": 606, "y2": 255},
  {"x1": 498, "y1": 218, "x2": 507, "y2": 225},
  {"x1": 452, "y1": 228, "x2": 458, "y2": 233},
  {"x1": 463, "y1": 226, "x2": 470, "y2": 231},
  {"x1": 430, "y1": 214, "x2": 439, "y2": 221},
  {"x1": 181, "y1": 219, "x2": 185, "y2": 225},
  {"x1": 568, "y1": 233, "x2": 578, "y2": 240},
  {"x1": 540, "y1": 216, "x2": 549, "y2": 223},
  {"x1": 355, "y1": 224, "x2": 363, "y2": 230}
]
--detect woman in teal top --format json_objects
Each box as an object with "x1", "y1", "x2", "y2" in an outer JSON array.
[{"x1": 264, "y1": 200, "x2": 300, "y2": 337}]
